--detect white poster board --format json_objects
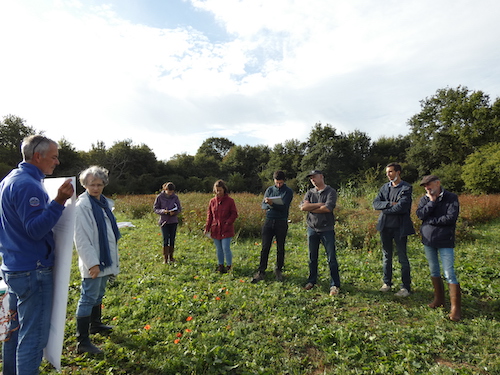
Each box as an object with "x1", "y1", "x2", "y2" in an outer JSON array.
[{"x1": 42, "y1": 177, "x2": 76, "y2": 371}]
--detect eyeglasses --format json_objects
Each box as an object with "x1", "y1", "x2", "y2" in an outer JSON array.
[{"x1": 31, "y1": 137, "x2": 47, "y2": 154}]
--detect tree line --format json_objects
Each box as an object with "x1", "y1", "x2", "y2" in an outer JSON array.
[{"x1": 1, "y1": 86, "x2": 499, "y2": 195}]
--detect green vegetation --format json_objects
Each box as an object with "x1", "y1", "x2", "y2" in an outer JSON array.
[
  {"x1": 28, "y1": 193, "x2": 500, "y2": 374},
  {"x1": 2, "y1": 85, "x2": 500, "y2": 194}
]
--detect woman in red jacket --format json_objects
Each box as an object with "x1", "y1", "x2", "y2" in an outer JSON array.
[{"x1": 204, "y1": 180, "x2": 238, "y2": 273}]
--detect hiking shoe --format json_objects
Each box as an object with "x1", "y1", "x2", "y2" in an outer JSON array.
[
  {"x1": 274, "y1": 269, "x2": 283, "y2": 282},
  {"x1": 216, "y1": 264, "x2": 226, "y2": 273},
  {"x1": 226, "y1": 265, "x2": 232, "y2": 272},
  {"x1": 304, "y1": 283, "x2": 315, "y2": 290},
  {"x1": 379, "y1": 283, "x2": 392, "y2": 292},
  {"x1": 395, "y1": 288, "x2": 410, "y2": 297},
  {"x1": 329, "y1": 286, "x2": 340, "y2": 296},
  {"x1": 251, "y1": 271, "x2": 265, "y2": 283}
]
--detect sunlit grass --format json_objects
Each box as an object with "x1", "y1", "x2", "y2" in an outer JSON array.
[{"x1": 30, "y1": 195, "x2": 500, "y2": 374}]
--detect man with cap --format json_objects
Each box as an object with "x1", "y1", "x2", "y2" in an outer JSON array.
[
  {"x1": 373, "y1": 162, "x2": 415, "y2": 297},
  {"x1": 416, "y1": 175, "x2": 461, "y2": 321},
  {"x1": 251, "y1": 170, "x2": 294, "y2": 283},
  {"x1": 300, "y1": 170, "x2": 340, "y2": 296}
]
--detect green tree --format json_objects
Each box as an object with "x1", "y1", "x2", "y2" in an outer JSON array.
[
  {"x1": 300, "y1": 123, "x2": 371, "y2": 189},
  {"x1": 221, "y1": 145, "x2": 270, "y2": 192},
  {"x1": 53, "y1": 138, "x2": 86, "y2": 180},
  {"x1": 407, "y1": 86, "x2": 500, "y2": 175},
  {"x1": 262, "y1": 139, "x2": 306, "y2": 183},
  {"x1": 0, "y1": 115, "x2": 38, "y2": 175},
  {"x1": 197, "y1": 137, "x2": 235, "y2": 161},
  {"x1": 462, "y1": 143, "x2": 500, "y2": 194}
]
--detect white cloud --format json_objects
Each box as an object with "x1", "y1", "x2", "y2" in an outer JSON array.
[{"x1": 1, "y1": 0, "x2": 499, "y2": 161}]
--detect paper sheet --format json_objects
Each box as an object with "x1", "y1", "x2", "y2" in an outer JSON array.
[{"x1": 42, "y1": 177, "x2": 76, "y2": 371}]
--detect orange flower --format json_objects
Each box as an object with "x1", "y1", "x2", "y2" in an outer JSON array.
[
  {"x1": 186, "y1": 316, "x2": 193, "y2": 321},
  {"x1": 193, "y1": 295, "x2": 198, "y2": 299},
  {"x1": 215, "y1": 296, "x2": 221, "y2": 301},
  {"x1": 239, "y1": 279, "x2": 245, "y2": 283},
  {"x1": 144, "y1": 324, "x2": 151, "y2": 330},
  {"x1": 112, "y1": 317, "x2": 118, "y2": 321},
  {"x1": 174, "y1": 339, "x2": 180, "y2": 344},
  {"x1": 225, "y1": 290, "x2": 229, "y2": 295},
  {"x1": 185, "y1": 329, "x2": 192, "y2": 333}
]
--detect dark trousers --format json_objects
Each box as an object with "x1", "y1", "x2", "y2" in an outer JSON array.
[
  {"x1": 161, "y1": 223, "x2": 178, "y2": 247},
  {"x1": 258, "y1": 219, "x2": 288, "y2": 272},
  {"x1": 380, "y1": 227, "x2": 411, "y2": 291}
]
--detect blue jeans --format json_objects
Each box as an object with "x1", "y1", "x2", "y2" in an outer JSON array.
[
  {"x1": 2, "y1": 267, "x2": 54, "y2": 375},
  {"x1": 424, "y1": 245, "x2": 458, "y2": 284},
  {"x1": 258, "y1": 219, "x2": 288, "y2": 272},
  {"x1": 380, "y1": 228, "x2": 411, "y2": 291},
  {"x1": 161, "y1": 223, "x2": 178, "y2": 247},
  {"x1": 76, "y1": 275, "x2": 110, "y2": 318},
  {"x1": 213, "y1": 238, "x2": 232, "y2": 266},
  {"x1": 307, "y1": 227, "x2": 340, "y2": 287}
]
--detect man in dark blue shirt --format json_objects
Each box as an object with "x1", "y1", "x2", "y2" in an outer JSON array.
[{"x1": 252, "y1": 171, "x2": 293, "y2": 283}]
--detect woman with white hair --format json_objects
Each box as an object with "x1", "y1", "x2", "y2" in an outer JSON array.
[{"x1": 74, "y1": 166, "x2": 121, "y2": 354}]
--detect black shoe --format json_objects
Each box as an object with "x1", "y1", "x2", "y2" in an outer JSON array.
[
  {"x1": 274, "y1": 269, "x2": 283, "y2": 282},
  {"x1": 251, "y1": 271, "x2": 265, "y2": 283},
  {"x1": 216, "y1": 264, "x2": 227, "y2": 273}
]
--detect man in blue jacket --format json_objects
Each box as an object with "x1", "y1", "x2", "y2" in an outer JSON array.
[
  {"x1": 252, "y1": 170, "x2": 293, "y2": 283},
  {"x1": 0, "y1": 135, "x2": 74, "y2": 375},
  {"x1": 373, "y1": 162, "x2": 415, "y2": 297}
]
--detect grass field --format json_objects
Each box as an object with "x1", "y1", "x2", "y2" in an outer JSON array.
[{"x1": 12, "y1": 193, "x2": 500, "y2": 374}]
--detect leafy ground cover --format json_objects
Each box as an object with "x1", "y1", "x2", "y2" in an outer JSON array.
[{"x1": 19, "y1": 194, "x2": 500, "y2": 374}]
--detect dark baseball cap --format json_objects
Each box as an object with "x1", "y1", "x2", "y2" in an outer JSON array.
[
  {"x1": 306, "y1": 170, "x2": 323, "y2": 178},
  {"x1": 419, "y1": 175, "x2": 440, "y2": 186}
]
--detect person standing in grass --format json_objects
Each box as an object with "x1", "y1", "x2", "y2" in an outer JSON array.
[
  {"x1": 154, "y1": 182, "x2": 182, "y2": 263},
  {"x1": 251, "y1": 170, "x2": 294, "y2": 283},
  {"x1": 373, "y1": 162, "x2": 415, "y2": 297},
  {"x1": 204, "y1": 180, "x2": 238, "y2": 273},
  {"x1": 300, "y1": 170, "x2": 340, "y2": 296},
  {"x1": 0, "y1": 135, "x2": 74, "y2": 375},
  {"x1": 74, "y1": 166, "x2": 121, "y2": 354},
  {"x1": 416, "y1": 175, "x2": 461, "y2": 322}
]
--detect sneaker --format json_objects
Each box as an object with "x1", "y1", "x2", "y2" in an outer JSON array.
[
  {"x1": 274, "y1": 269, "x2": 283, "y2": 282},
  {"x1": 304, "y1": 283, "x2": 315, "y2": 290},
  {"x1": 251, "y1": 271, "x2": 265, "y2": 283},
  {"x1": 329, "y1": 286, "x2": 340, "y2": 296},
  {"x1": 379, "y1": 283, "x2": 392, "y2": 292},
  {"x1": 395, "y1": 288, "x2": 410, "y2": 297}
]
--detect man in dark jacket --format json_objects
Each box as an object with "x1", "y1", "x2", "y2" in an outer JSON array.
[
  {"x1": 416, "y1": 175, "x2": 461, "y2": 321},
  {"x1": 300, "y1": 170, "x2": 340, "y2": 296},
  {"x1": 251, "y1": 171, "x2": 293, "y2": 283},
  {"x1": 373, "y1": 162, "x2": 415, "y2": 297}
]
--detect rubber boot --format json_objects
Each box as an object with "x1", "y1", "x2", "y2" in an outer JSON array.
[
  {"x1": 76, "y1": 316, "x2": 103, "y2": 354},
  {"x1": 449, "y1": 283, "x2": 462, "y2": 322},
  {"x1": 428, "y1": 276, "x2": 445, "y2": 308},
  {"x1": 90, "y1": 304, "x2": 113, "y2": 334},
  {"x1": 162, "y1": 246, "x2": 169, "y2": 263},
  {"x1": 169, "y1": 246, "x2": 176, "y2": 263}
]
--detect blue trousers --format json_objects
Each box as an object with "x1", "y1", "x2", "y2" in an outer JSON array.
[
  {"x1": 76, "y1": 275, "x2": 110, "y2": 318},
  {"x1": 2, "y1": 267, "x2": 54, "y2": 375},
  {"x1": 307, "y1": 227, "x2": 340, "y2": 288}
]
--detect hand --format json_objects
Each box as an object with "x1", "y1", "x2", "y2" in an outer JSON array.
[
  {"x1": 89, "y1": 265, "x2": 100, "y2": 279},
  {"x1": 54, "y1": 179, "x2": 74, "y2": 205},
  {"x1": 264, "y1": 197, "x2": 273, "y2": 205}
]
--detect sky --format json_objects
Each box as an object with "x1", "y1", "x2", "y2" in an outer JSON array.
[{"x1": 1, "y1": 0, "x2": 499, "y2": 161}]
